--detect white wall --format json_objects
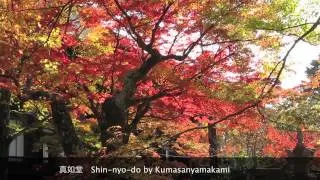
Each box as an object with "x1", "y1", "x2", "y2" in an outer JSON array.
[
  {"x1": 9, "y1": 134, "x2": 50, "y2": 157},
  {"x1": 9, "y1": 135, "x2": 24, "y2": 157},
  {"x1": 43, "y1": 144, "x2": 49, "y2": 158}
]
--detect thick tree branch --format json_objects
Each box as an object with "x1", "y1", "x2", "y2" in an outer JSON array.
[
  {"x1": 130, "y1": 88, "x2": 182, "y2": 105},
  {"x1": 129, "y1": 103, "x2": 150, "y2": 132}
]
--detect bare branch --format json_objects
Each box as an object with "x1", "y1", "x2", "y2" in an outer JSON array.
[
  {"x1": 167, "y1": 31, "x2": 181, "y2": 54},
  {"x1": 201, "y1": 38, "x2": 260, "y2": 46},
  {"x1": 163, "y1": 24, "x2": 215, "y2": 61},
  {"x1": 166, "y1": 101, "x2": 260, "y2": 142},
  {"x1": 113, "y1": 0, "x2": 154, "y2": 54},
  {"x1": 149, "y1": 2, "x2": 174, "y2": 47},
  {"x1": 186, "y1": 50, "x2": 235, "y2": 81},
  {"x1": 261, "y1": 16, "x2": 320, "y2": 98},
  {"x1": 258, "y1": 22, "x2": 317, "y2": 32}
]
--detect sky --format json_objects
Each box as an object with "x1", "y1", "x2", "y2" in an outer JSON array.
[
  {"x1": 272, "y1": 0, "x2": 320, "y2": 89},
  {"x1": 280, "y1": 36, "x2": 320, "y2": 89}
]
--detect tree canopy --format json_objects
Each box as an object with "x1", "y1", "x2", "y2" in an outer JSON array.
[{"x1": 0, "y1": 0, "x2": 320, "y2": 162}]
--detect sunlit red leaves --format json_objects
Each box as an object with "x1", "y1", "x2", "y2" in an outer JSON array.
[
  {"x1": 161, "y1": 120, "x2": 210, "y2": 157},
  {"x1": 226, "y1": 111, "x2": 262, "y2": 132},
  {"x1": 261, "y1": 127, "x2": 320, "y2": 157},
  {"x1": 89, "y1": 92, "x2": 112, "y2": 104},
  {"x1": 79, "y1": 7, "x2": 106, "y2": 27},
  {"x1": 135, "y1": 80, "x2": 159, "y2": 98},
  {"x1": 73, "y1": 105, "x2": 91, "y2": 118},
  {"x1": 223, "y1": 144, "x2": 241, "y2": 155},
  {"x1": 62, "y1": 34, "x2": 78, "y2": 47},
  {"x1": 0, "y1": 80, "x2": 17, "y2": 91}
]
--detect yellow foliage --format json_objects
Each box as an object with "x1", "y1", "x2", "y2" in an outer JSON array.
[
  {"x1": 78, "y1": 26, "x2": 114, "y2": 56},
  {"x1": 36, "y1": 28, "x2": 62, "y2": 48},
  {"x1": 311, "y1": 72, "x2": 320, "y2": 89},
  {"x1": 78, "y1": 123, "x2": 92, "y2": 132},
  {"x1": 40, "y1": 59, "x2": 59, "y2": 74},
  {"x1": 87, "y1": 26, "x2": 108, "y2": 42}
]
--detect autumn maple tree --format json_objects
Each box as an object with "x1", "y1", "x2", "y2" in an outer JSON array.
[{"x1": 0, "y1": 0, "x2": 319, "y2": 164}]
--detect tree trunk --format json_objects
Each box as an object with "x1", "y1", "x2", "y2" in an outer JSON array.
[
  {"x1": 208, "y1": 123, "x2": 218, "y2": 168},
  {"x1": 51, "y1": 99, "x2": 82, "y2": 156},
  {"x1": 208, "y1": 124, "x2": 218, "y2": 157},
  {"x1": 100, "y1": 97, "x2": 127, "y2": 147},
  {"x1": 122, "y1": 103, "x2": 149, "y2": 144},
  {"x1": 0, "y1": 89, "x2": 10, "y2": 180},
  {"x1": 99, "y1": 73, "x2": 141, "y2": 147},
  {"x1": 100, "y1": 55, "x2": 161, "y2": 148}
]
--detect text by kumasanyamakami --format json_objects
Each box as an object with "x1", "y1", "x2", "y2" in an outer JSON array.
[{"x1": 153, "y1": 166, "x2": 230, "y2": 174}]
